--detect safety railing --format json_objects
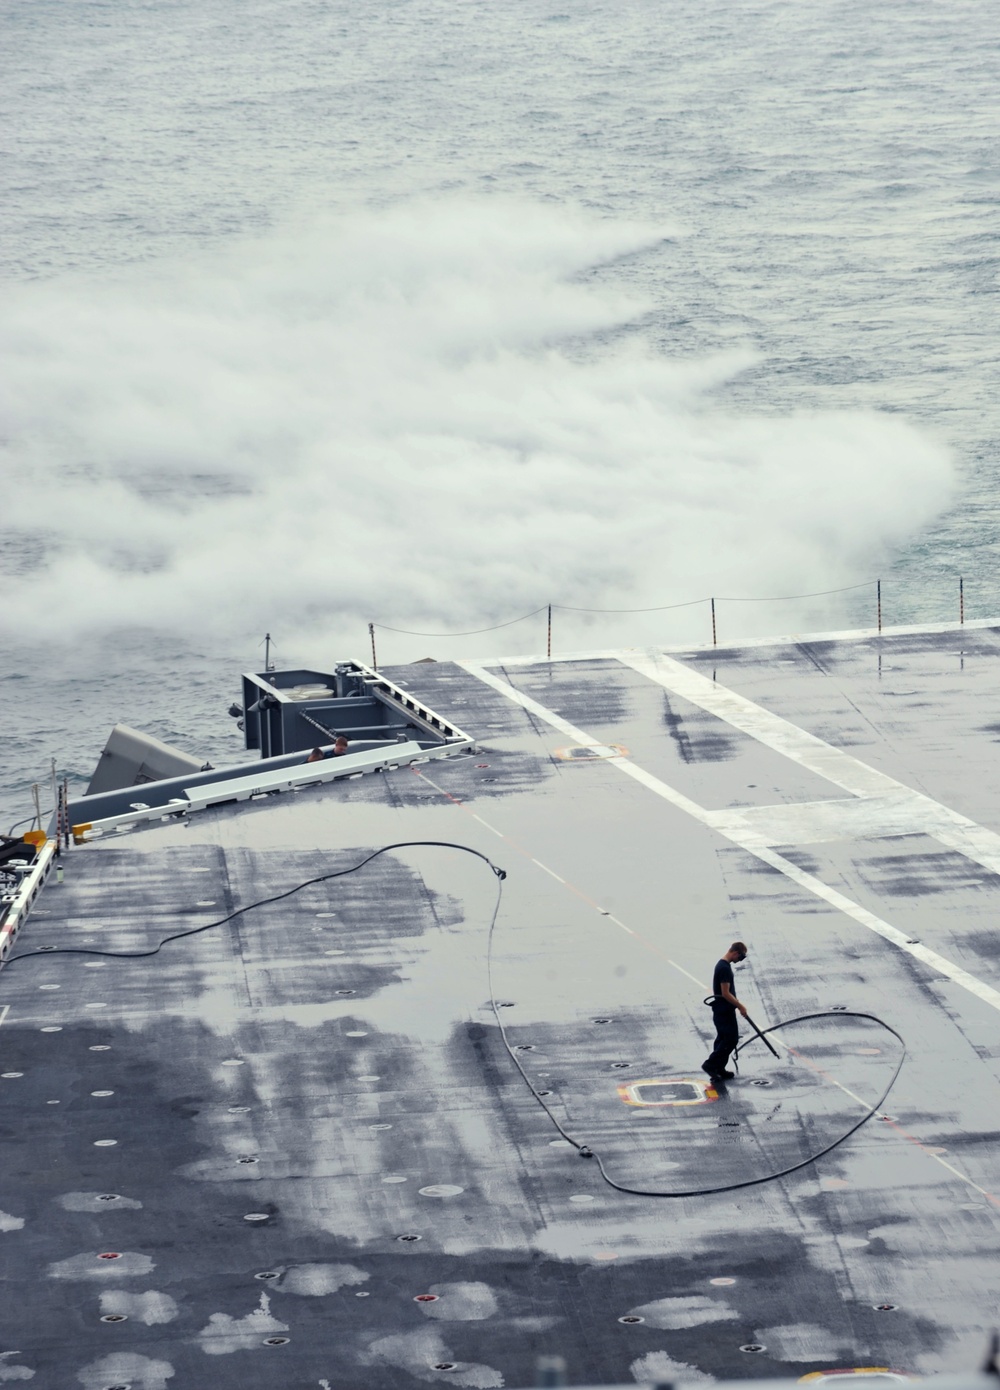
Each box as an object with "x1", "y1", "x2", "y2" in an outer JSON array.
[
  {"x1": 367, "y1": 576, "x2": 988, "y2": 665},
  {"x1": 0, "y1": 838, "x2": 56, "y2": 959}
]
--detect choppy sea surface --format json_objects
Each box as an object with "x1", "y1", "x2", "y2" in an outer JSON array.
[{"x1": 3, "y1": 0, "x2": 1000, "y2": 826}]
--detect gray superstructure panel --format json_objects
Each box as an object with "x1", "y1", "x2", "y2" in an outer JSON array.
[{"x1": 2, "y1": 629, "x2": 999, "y2": 1387}]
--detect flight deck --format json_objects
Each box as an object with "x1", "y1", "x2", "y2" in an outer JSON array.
[{"x1": 0, "y1": 623, "x2": 998, "y2": 1388}]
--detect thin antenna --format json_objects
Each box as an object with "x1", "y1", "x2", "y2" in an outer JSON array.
[{"x1": 260, "y1": 632, "x2": 276, "y2": 673}]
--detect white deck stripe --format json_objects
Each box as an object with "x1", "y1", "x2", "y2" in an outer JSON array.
[
  {"x1": 474, "y1": 618, "x2": 999, "y2": 670},
  {"x1": 420, "y1": 732, "x2": 1000, "y2": 1202},
  {"x1": 621, "y1": 650, "x2": 1000, "y2": 881},
  {"x1": 459, "y1": 659, "x2": 1000, "y2": 1016}
]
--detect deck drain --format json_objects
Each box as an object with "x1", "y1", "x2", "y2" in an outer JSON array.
[
  {"x1": 710, "y1": 1277, "x2": 736, "y2": 1286},
  {"x1": 537, "y1": 1090, "x2": 553, "y2": 1097},
  {"x1": 89, "y1": 1045, "x2": 111, "y2": 1052},
  {"x1": 345, "y1": 1030, "x2": 368, "y2": 1038},
  {"x1": 874, "y1": 1304, "x2": 898, "y2": 1312},
  {"x1": 1, "y1": 1072, "x2": 23, "y2": 1079},
  {"x1": 104, "y1": 1384, "x2": 131, "y2": 1389},
  {"x1": 97, "y1": 1195, "x2": 120, "y2": 1202},
  {"x1": 228, "y1": 1106, "x2": 251, "y2": 1113},
  {"x1": 255, "y1": 1271, "x2": 281, "y2": 1280},
  {"x1": 396, "y1": 1234, "x2": 421, "y2": 1242},
  {"x1": 610, "y1": 1063, "x2": 630, "y2": 1070},
  {"x1": 878, "y1": 1115, "x2": 896, "y2": 1123},
  {"x1": 382, "y1": 1175, "x2": 407, "y2": 1184},
  {"x1": 221, "y1": 1059, "x2": 245, "y2": 1067},
  {"x1": 324, "y1": 949, "x2": 346, "y2": 956},
  {"x1": 740, "y1": 1344, "x2": 766, "y2": 1353},
  {"x1": 369, "y1": 1123, "x2": 392, "y2": 1131},
  {"x1": 618, "y1": 1315, "x2": 644, "y2": 1325},
  {"x1": 749, "y1": 1079, "x2": 772, "y2": 1087},
  {"x1": 419, "y1": 1185, "x2": 463, "y2": 1198},
  {"x1": 263, "y1": 1337, "x2": 289, "y2": 1346},
  {"x1": 414, "y1": 1294, "x2": 439, "y2": 1303},
  {"x1": 355, "y1": 1291, "x2": 370, "y2": 1297},
  {"x1": 38, "y1": 946, "x2": 56, "y2": 952},
  {"x1": 498, "y1": 1002, "x2": 515, "y2": 1008},
  {"x1": 237, "y1": 1156, "x2": 259, "y2": 1165},
  {"x1": 39, "y1": 984, "x2": 60, "y2": 991},
  {"x1": 94, "y1": 1140, "x2": 118, "y2": 1147},
  {"x1": 91, "y1": 1090, "x2": 114, "y2": 1097},
  {"x1": 336, "y1": 989, "x2": 356, "y2": 996},
  {"x1": 515, "y1": 1044, "x2": 535, "y2": 1052},
  {"x1": 100, "y1": 1314, "x2": 127, "y2": 1323},
  {"x1": 433, "y1": 1364, "x2": 457, "y2": 1371},
  {"x1": 98, "y1": 1252, "x2": 122, "y2": 1260},
  {"x1": 830, "y1": 1005, "x2": 847, "y2": 1011},
  {"x1": 594, "y1": 1018, "x2": 612, "y2": 1024},
  {"x1": 40, "y1": 1026, "x2": 63, "y2": 1033},
  {"x1": 243, "y1": 1213, "x2": 270, "y2": 1222}
]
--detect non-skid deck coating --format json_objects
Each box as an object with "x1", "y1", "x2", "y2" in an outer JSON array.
[{"x1": 2, "y1": 625, "x2": 999, "y2": 1389}]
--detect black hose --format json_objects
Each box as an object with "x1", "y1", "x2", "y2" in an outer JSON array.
[
  {"x1": 1, "y1": 841, "x2": 506, "y2": 968},
  {"x1": 495, "y1": 927, "x2": 905, "y2": 1197},
  {"x1": 5, "y1": 843, "x2": 903, "y2": 1201},
  {"x1": 743, "y1": 1010, "x2": 781, "y2": 1059},
  {"x1": 582, "y1": 1011, "x2": 905, "y2": 1197}
]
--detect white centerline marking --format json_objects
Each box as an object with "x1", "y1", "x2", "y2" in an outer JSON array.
[{"x1": 532, "y1": 859, "x2": 566, "y2": 884}]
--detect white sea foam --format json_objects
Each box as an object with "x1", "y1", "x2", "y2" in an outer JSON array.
[{"x1": 0, "y1": 197, "x2": 954, "y2": 662}]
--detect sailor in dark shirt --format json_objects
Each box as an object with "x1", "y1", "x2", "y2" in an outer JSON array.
[{"x1": 702, "y1": 941, "x2": 749, "y2": 1080}]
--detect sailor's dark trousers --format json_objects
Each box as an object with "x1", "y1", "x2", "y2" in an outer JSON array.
[{"x1": 704, "y1": 1003, "x2": 739, "y2": 1075}]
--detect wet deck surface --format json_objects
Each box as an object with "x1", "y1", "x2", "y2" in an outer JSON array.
[{"x1": 2, "y1": 625, "x2": 999, "y2": 1388}]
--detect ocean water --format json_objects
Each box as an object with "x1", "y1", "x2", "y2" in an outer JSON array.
[{"x1": 3, "y1": 0, "x2": 1000, "y2": 827}]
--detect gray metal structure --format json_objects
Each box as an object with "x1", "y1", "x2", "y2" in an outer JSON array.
[
  {"x1": 86, "y1": 723, "x2": 208, "y2": 796},
  {"x1": 1, "y1": 623, "x2": 999, "y2": 1387},
  {"x1": 238, "y1": 659, "x2": 470, "y2": 757}
]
